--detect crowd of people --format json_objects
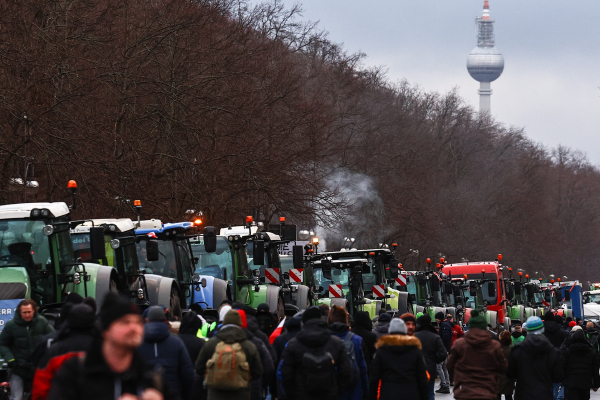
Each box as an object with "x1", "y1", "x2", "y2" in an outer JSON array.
[{"x1": 1, "y1": 295, "x2": 600, "y2": 400}]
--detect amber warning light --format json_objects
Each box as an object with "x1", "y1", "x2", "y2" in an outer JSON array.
[
  {"x1": 246, "y1": 216, "x2": 253, "y2": 223},
  {"x1": 134, "y1": 200, "x2": 141, "y2": 207},
  {"x1": 68, "y1": 180, "x2": 77, "y2": 190}
]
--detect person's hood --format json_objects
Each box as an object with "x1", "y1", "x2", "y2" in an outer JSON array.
[
  {"x1": 544, "y1": 320, "x2": 562, "y2": 334},
  {"x1": 464, "y1": 328, "x2": 493, "y2": 347},
  {"x1": 216, "y1": 325, "x2": 248, "y2": 343},
  {"x1": 352, "y1": 311, "x2": 373, "y2": 331},
  {"x1": 378, "y1": 313, "x2": 392, "y2": 323},
  {"x1": 521, "y1": 332, "x2": 555, "y2": 357},
  {"x1": 376, "y1": 334, "x2": 422, "y2": 353},
  {"x1": 245, "y1": 314, "x2": 260, "y2": 333},
  {"x1": 179, "y1": 311, "x2": 203, "y2": 335},
  {"x1": 143, "y1": 321, "x2": 171, "y2": 343},
  {"x1": 511, "y1": 331, "x2": 523, "y2": 339},
  {"x1": 373, "y1": 321, "x2": 390, "y2": 333},
  {"x1": 284, "y1": 316, "x2": 302, "y2": 333},
  {"x1": 587, "y1": 327, "x2": 598, "y2": 335},
  {"x1": 329, "y1": 322, "x2": 350, "y2": 336},
  {"x1": 244, "y1": 328, "x2": 256, "y2": 340},
  {"x1": 566, "y1": 329, "x2": 593, "y2": 354},
  {"x1": 416, "y1": 323, "x2": 438, "y2": 334},
  {"x1": 296, "y1": 319, "x2": 331, "y2": 348}
]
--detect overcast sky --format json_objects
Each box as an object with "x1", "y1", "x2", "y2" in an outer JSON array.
[{"x1": 253, "y1": 1, "x2": 600, "y2": 164}]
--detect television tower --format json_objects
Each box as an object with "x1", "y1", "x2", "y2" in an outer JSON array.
[{"x1": 467, "y1": 1, "x2": 504, "y2": 114}]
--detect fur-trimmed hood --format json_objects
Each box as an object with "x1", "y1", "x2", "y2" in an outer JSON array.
[{"x1": 376, "y1": 334, "x2": 422, "y2": 350}]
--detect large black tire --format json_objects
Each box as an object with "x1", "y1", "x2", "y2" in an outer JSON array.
[{"x1": 169, "y1": 287, "x2": 183, "y2": 321}]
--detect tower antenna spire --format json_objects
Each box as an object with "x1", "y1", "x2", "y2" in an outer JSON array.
[{"x1": 467, "y1": 0, "x2": 504, "y2": 114}]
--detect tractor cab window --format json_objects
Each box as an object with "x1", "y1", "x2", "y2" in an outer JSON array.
[
  {"x1": 314, "y1": 268, "x2": 350, "y2": 296},
  {"x1": 136, "y1": 240, "x2": 177, "y2": 278},
  {"x1": 176, "y1": 240, "x2": 193, "y2": 282},
  {"x1": 190, "y1": 237, "x2": 233, "y2": 286}
]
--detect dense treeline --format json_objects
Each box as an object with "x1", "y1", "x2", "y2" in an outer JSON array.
[{"x1": 0, "y1": 0, "x2": 598, "y2": 280}]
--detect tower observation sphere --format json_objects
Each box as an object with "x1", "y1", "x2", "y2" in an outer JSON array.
[{"x1": 467, "y1": 1, "x2": 503, "y2": 114}]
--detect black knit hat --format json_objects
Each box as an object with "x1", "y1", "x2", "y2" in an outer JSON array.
[
  {"x1": 302, "y1": 306, "x2": 322, "y2": 323},
  {"x1": 99, "y1": 293, "x2": 140, "y2": 331},
  {"x1": 435, "y1": 312, "x2": 445, "y2": 321}
]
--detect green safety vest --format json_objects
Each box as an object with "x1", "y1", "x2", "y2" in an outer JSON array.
[{"x1": 197, "y1": 322, "x2": 216, "y2": 338}]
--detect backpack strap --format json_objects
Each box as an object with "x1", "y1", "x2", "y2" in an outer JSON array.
[{"x1": 344, "y1": 332, "x2": 355, "y2": 343}]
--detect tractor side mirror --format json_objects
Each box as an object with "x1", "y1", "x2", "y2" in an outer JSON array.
[
  {"x1": 281, "y1": 224, "x2": 297, "y2": 241},
  {"x1": 444, "y1": 283, "x2": 453, "y2": 294},
  {"x1": 362, "y1": 264, "x2": 371, "y2": 274},
  {"x1": 506, "y1": 283, "x2": 514, "y2": 300},
  {"x1": 146, "y1": 240, "x2": 159, "y2": 262},
  {"x1": 203, "y1": 226, "x2": 217, "y2": 253},
  {"x1": 469, "y1": 281, "x2": 478, "y2": 297},
  {"x1": 89, "y1": 227, "x2": 106, "y2": 260},
  {"x1": 564, "y1": 289, "x2": 571, "y2": 301},
  {"x1": 431, "y1": 277, "x2": 440, "y2": 292},
  {"x1": 252, "y1": 240, "x2": 265, "y2": 266},
  {"x1": 292, "y1": 245, "x2": 303, "y2": 270},
  {"x1": 389, "y1": 265, "x2": 399, "y2": 279},
  {"x1": 514, "y1": 282, "x2": 522, "y2": 295}
]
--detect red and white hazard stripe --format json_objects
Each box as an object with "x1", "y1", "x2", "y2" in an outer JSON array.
[
  {"x1": 372, "y1": 284, "x2": 386, "y2": 298},
  {"x1": 264, "y1": 268, "x2": 280, "y2": 283},
  {"x1": 289, "y1": 268, "x2": 303, "y2": 283},
  {"x1": 395, "y1": 274, "x2": 407, "y2": 286},
  {"x1": 329, "y1": 284, "x2": 343, "y2": 298}
]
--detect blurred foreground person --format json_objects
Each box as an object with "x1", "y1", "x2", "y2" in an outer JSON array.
[
  {"x1": 559, "y1": 329, "x2": 600, "y2": 400},
  {"x1": 48, "y1": 293, "x2": 165, "y2": 400}
]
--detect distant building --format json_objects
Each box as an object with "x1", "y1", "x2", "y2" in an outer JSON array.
[{"x1": 467, "y1": 1, "x2": 504, "y2": 115}]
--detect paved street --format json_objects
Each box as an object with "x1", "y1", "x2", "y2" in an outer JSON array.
[{"x1": 433, "y1": 385, "x2": 600, "y2": 399}]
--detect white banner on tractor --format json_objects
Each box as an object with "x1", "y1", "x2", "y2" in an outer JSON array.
[
  {"x1": 329, "y1": 284, "x2": 343, "y2": 298},
  {"x1": 289, "y1": 268, "x2": 303, "y2": 283},
  {"x1": 395, "y1": 274, "x2": 407, "y2": 286},
  {"x1": 265, "y1": 268, "x2": 280, "y2": 283},
  {"x1": 372, "y1": 284, "x2": 386, "y2": 298}
]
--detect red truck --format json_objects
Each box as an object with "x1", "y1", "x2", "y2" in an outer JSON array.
[{"x1": 441, "y1": 256, "x2": 508, "y2": 330}]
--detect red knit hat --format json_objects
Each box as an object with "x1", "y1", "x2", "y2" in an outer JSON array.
[{"x1": 569, "y1": 321, "x2": 577, "y2": 327}]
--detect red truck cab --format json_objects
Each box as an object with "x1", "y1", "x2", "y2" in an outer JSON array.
[{"x1": 441, "y1": 260, "x2": 507, "y2": 326}]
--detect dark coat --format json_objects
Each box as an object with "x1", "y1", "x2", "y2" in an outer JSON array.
[
  {"x1": 47, "y1": 337, "x2": 166, "y2": 400},
  {"x1": 245, "y1": 328, "x2": 274, "y2": 400},
  {"x1": 543, "y1": 320, "x2": 569, "y2": 348},
  {"x1": 369, "y1": 334, "x2": 428, "y2": 400},
  {"x1": 447, "y1": 328, "x2": 507, "y2": 400},
  {"x1": 0, "y1": 312, "x2": 54, "y2": 379},
  {"x1": 195, "y1": 326, "x2": 263, "y2": 400},
  {"x1": 330, "y1": 322, "x2": 369, "y2": 400},
  {"x1": 372, "y1": 314, "x2": 391, "y2": 338},
  {"x1": 507, "y1": 333, "x2": 564, "y2": 400},
  {"x1": 281, "y1": 319, "x2": 352, "y2": 400},
  {"x1": 351, "y1": 311, "x2": 377, "y2": 369},
  {"x1": 438, "y1": 319, "x2": 453, "y2": 352},
  {"x1": 560, "y1": 330, "x2": 600, "y2": 389},
  {"x1": 31, "y1": 325, "x2": 98, "y2": 400},
  {"x1": 178, "y1": 311, "x2": 206, "y2": 363},
  {"x1": 256, "y1": 311, "x2": 277, "y2": 337},
  {"x1": 138, "y1": 322, "x2": 194, "y2": 400},
  {"x1": 273, "y1": 318, "x2": 301, "y2": 362},
  {"x1": 414, "y1": 324, "x2": 447, "y2": 380},
  {"x1": 246, "y1": 315, "x2": 277, "y2": 367},
  {"x1": 498, "y1": 344, "x2": 515, "y2": 395},
  {"x1": 586, "y1": 328, "x2": 600, "y2": 352}
]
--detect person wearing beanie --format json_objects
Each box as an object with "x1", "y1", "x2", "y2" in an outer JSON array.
[
  {"x1": 435, "y1": 312, "x2": 453, "y2": 394},
  {"x1": 273, "y1": 317, "x2": 302, "y2": 400},
  {"x1": 369, "y1": 317, "x2": 428, "y2": 400},
  {"x1": 280, "y1": 308, "x2": 352, "y2": 400},
  {"x1": 542, "y1": 312, "x2": 569, "y2": 400},
  {"x1": 559, "y1": 329, "x2": 600, "y2": 400},
  {"x1": 327, "y1": 305, "x2": 368, "y2": 400},
  {"x1": 372, "y1": 312, "x2": 392, "y2": 338},
  {"x1": 256, "y1": 303, "x2": 277, "y2": 337},
  {"x1": 32, "y1": 304, "x2": 98, "y2": 400},
  {"x1": 414, "y1": 314, "x2": 447, "y2": 400},
  {"x1": 507, "y1": 316, "x2": 564, "y2": 400},
  {"x1": 447, "y1": 310, "x2": 507, "y2": 400},
  {"x1": 400, "y1": 313, "x2": 417, "y2": 336},
  {"x1": 196, "y1": 309, "x2": 263, "y2": 400},
  {"x1": 178, "y1": 311, "x2": 205, "y2": 365},
  {"x1": 351, "y1": 311, "x2": 377, "y2": 368},
  {"x1": 585, "y1": 321, "x2": 600, "y2": 352},
  {"x1": 48, "y1": 293, "x2": 166, "y2": 400}
]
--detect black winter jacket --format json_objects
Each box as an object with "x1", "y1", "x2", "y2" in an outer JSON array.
[
  {"x1": 178, "y1": 311, "x2": 206, "y2": 363},
  {"x1": 351, "y1": 311, "x2": 377, "y2": 369},
  {"x1": 256, "y1": 311, "x2": 277, "y2": 337},
  {"x1": 47, "y1": 337, "x2": 166, "y2": 400},
  {"x1": 273, "y1": 318, "x2": 301, "y2": 362},
  {"x1": 414, "y1": 324, "x2": 447, "y2": 380},
  {"x1": 369, "y1": 334, "x2": 428, "y2": 400},
  {"x1": 438, "y1": 319, "x2": 453, "y2": 352},
  {"x1": 586, "y1": 328, "x2": 600, "y2": 352},
  {"x1": 372, "y1": 314, "x2": 391, "y2": 338},
  {"x1": 543, "y1": 321, "x2": 569, "y2": 348},
  {"x1": 246, "y1": 328, "x2": 274, "y2": 400},
  {"x1": 281, "y1": 319, "x2": 352, "y2": 400},
  {"x1": 507, "y1": 333, "x2": 564, "y2": 400},
  {"x1": 138, "y1": 322, "x2": 194, "y2": 400},
  {"x1": 560, "y1": 330, "x2": 600, "y2": 389}
]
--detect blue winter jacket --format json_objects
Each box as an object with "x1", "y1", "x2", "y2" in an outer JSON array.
[
  {"x1": 138, "y1": 322, "x2": 194, "y2": 400},
  {"x1": 330, "y1": 322, "x2": 369, "y2": 400}
]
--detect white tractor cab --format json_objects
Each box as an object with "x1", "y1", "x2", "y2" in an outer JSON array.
[
  {"x1": 70, "y1": 218, "x2": 158, "y2": 307},
  {"x1": 0, "y1": 202, "x2": 118, "y2": 325},
  {"x1": 134, "y1": 219, "x2": 224, "y2": 321},
  {"x1": 583, "y1": 289, "x2": 600, "y2": 322}
]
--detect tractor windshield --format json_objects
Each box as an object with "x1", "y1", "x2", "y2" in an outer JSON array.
[
  {"x1": 136, "y1": 240, "x2": 178, "y2": 278},
  {"x1": 314, "y1": 268, "x2": 350, "y2": 297},
  {"x1": 190, "y1": 237, "x2": 233, "y2": 285},
  {"x1": 588, "y1": 293, "x2": 600, "y2": 304}
]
